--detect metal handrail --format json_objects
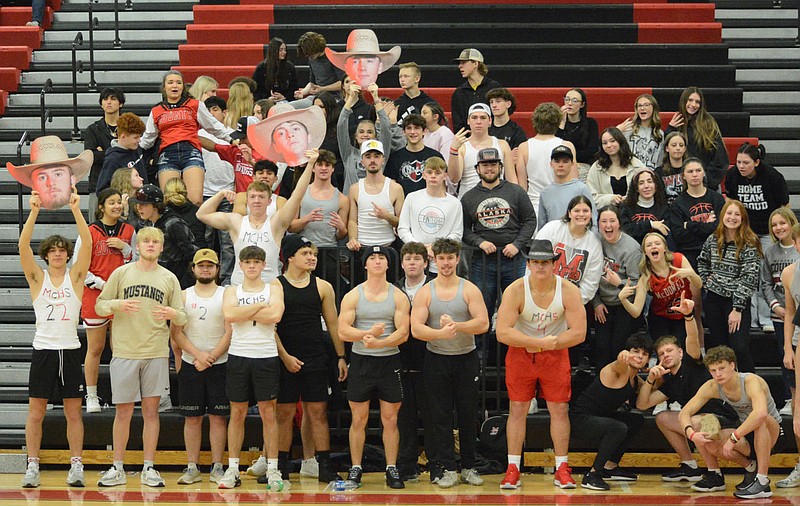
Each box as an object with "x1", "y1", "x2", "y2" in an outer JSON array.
[
  {"x1": 16, "y1": 131, "x2": 30, "y2": 234},
  {"x1": 113, "y1": 0, "x2": 122, "y2": 48},
  {"x1": 71, "y1": 32, "x2": 84, "y2": 141},
  {"x1": 39, "y1": 79, "x2": 53, "y2": 136},
  {"x1": 87, "y1": 0, "x2": 97, "y2": 89}
]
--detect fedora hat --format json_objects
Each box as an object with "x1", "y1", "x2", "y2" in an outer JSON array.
[
  {"x1": 6, "y1": 136, "x2": 92, "y2": 188},
  {"x1": 247, "y1": 103, "x2": 326, "y2": 166},
  {"x1": 325, "y1": 29, "x2": 401, "y2": 73}
]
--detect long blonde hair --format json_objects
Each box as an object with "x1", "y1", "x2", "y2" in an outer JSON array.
[
  {"x1": 188, "y1": 75, "x2": 218, "y2": 100},
  {"x1": 109, "y1": 168, "x2": 135, "y2": 196},
  {"x1": 768, "y1": 207, "x2": 798, "y2": 243},
  {"x1": 638, "y1": 232, "x2": 674, "y2": 279},
  {"x1": 712, "y1": 200, "x2": 762, "y2": 260},
  {"x1": 225, "y1": 82, "x2": 254, "y2": 129},
  {"x1": 163, "y1": 177, "x2": 188, "y2": 207}
]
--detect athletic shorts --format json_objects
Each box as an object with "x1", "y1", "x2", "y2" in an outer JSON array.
[
  {"x1": 157, "y1": 141, "x2": 205, "y2": 174},
  {"x1": 109, "y1": 357, "x2": 170, "y2": 404},
  {"x1": 81, "y1": 286, "x2": 111, "y2": 326},
  {"x1": 277, "y1": 357, "x2": 331, "y2": 404},
  {"x1": 505, "y1": 347, "x2": 571, "y2": 403},
  {"x1": 29, "y1": 348, "x2": 84, "y2": 399},
  {"x1": 225, "y1": 354, "x2": 280, "y2": 403},
  {"x1": 346, "y1": 353, "x2": 403, "y2": 404},
  {"x1": 178, "y1": 360, "x2": 230, "y2": 416}
]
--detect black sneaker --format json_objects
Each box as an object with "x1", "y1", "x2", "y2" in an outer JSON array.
[
  {"x1": 600, "y1": 467, "x2": 638, "y2": 481},
  {"x1": 734, "y1": 478, "x2": 772, "y2": 499},
  {"x1": 347, "y1": 467, "x2": 363, "y2": 487},
  {"x1": 429, "y1": 461, "x2": 443, "y2": 484},
  {"x1": 691, "y1": 472, "x2": 726, "y2": 492},
  {"x1": 661, "y1": 463, "x2": 704, "y2": 482},
  {"x1": 318, "y1": 461, "x2": 342, "y2": 484},
  {"x1": 581, "y1": 471, "x2": 610, "y2": 491},
  {"x1": 386, "y1": 467, "x2": 405, "y2": 489},
  {"x1": 736, "y1": 470, "x2": 757, "y2": 490}
]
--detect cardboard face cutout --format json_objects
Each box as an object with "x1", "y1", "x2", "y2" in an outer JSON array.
[
  {"x1": 344, "y1": 55, "x2": 383, "y2": 88},
  {"x1": 248, "y1": 104, "x2": 326, "y2": 166},
  {"x1": 32, "y1": 165, "x2": 76, "y2": 210},
  {"x1": 325, "y1": 29, "x2": 401, "y2": 89}
]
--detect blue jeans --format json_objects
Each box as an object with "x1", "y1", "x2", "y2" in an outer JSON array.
[
  {"x1": 469, "y1": 252, "x2": 525, "y2": 317},
  {"x1": 32, "y1": 0, "x2": 45, "y2": 23},
  {"x1": 157, "y1": 141, "x2": 205, "y2": 173}
]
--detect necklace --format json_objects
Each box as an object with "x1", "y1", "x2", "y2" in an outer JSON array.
[{"x1": 284, "y1": 274, "x2": 310, "y2": 284}]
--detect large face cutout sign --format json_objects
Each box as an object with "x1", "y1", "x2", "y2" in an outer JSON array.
[
  {"x1": 248, "y1": 103, "x2": 326, "y2": 166},
  {"x1": 326, "y1": 29, "x2": 401, "y2": 88},
  {"x1": 6, "y1": 135, "x2": 92, "y2": 210}
]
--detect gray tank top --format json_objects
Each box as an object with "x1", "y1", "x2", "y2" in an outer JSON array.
[
  {"x1": 717, "y1": 372, "x2": 781, "y2": 424},
  {"x1": 352, "y1": 283, "x2": 399, "y2": 357},
  {"x1": 300, "y1": 188, "x2": 340, "y2": 247},
  {"x1": 426, "y1": 278, "x2": 475, "y2": 356}
]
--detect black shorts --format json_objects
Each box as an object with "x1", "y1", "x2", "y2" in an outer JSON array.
[
  {"x1": 29, "y1": 348, "x2": 84, "y2": 400},
  {"x1": 277, "y1": 356, "x2": 331, "y2": 404},
  {"x1": 225, "y1": 355, "x2": 280, "y2": 403},
  {"x1": 346, "y1": 353, "x2": 403, "y2": 404},
  {"x1": 178, "y1": 360, "x2": 230, "y2": 416}
]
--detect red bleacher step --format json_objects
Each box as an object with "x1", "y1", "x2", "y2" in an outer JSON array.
[
  {"x1": 179, "y1": 44, "x2": 264, "y2": 67},
  {"x1": 633, "y1": 4, "x2": 715, "y2": 23},
  {"x1": 0, "y1": 27, "x2": 42, "y2": 49},
  {"x1": 0, "y1": 67, "x2": 21, "y2": 93},
  {"x1": 192, "y1": 5, "x2": 273, "y2": 24},
  {"x1": 174, "y1": 66, "x2": 258, "y2": 87},
  {"x1": 638, "y1": 23, "x2": 722, "y2": 43},
  {"x1": 0, "y1": 46, "x2": 32, "y2": 71},
  {"x1": 186, "y1": 24, "x2": 269, "y2": 45},
  {"x1": 0, "y1": 89, "x2": 7, "y2": 115},
  {"x1": 241, "y1": 0, "x2": 667, "y2": 4},
  {"x1": 0, "y1": 6, "x2": 54, "y2": 29}
]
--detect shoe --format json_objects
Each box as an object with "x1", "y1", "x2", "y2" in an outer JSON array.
[
  {"x1": 22, "y1": 463, "x2": 40, "y2": 488},
  {"x1": 777, "y1": 465, "x2": 800, "y2": 488},
  {"x1": 527, "y1": 398, "x2": 538, "y2": 415},
  {"x1": 158, "y1": 395, "x2": 173, "y2": 413},
  {"x1": 691, "y1": 472, "x2": 726, "y2": 492},
  {"x1": 67, "y1": 463, "x2": 85, "y2": 487},
  {"x1": 500, "y1": 463, "x2": 521, "y2": 489},
  {"x1": 554, "y1": 462, "x2": 577, "y2": 489},
  {"x1": 140, "y1": 467, "x2": 165, "y2": 487},
  {"x1": 437, "y1": 469, "x2": 458, "y2": 489},
  {"x1": 780, "y1": 403, "x2": 793, "y2": 417},
  {"x1": 762, "y1": 324, "x2": 775, "y2": 333},
  {"x1": 267, "y1": 469, "x2": 287, "y2": 491},
  {"x1": 210, "y1": 463, "x2": 225, "y2": 484},
  {"x1": 661, "y1": 463, "x2": 704, "y2": 482},
  {"x1": 85, "y1": 394, "x2": 102, "y2": 413},
  {"x1": 736, "y1": 469, "x2": 757, "y2": 490},
  {"x1": 581, "y1": 471, "x2": 610, "y2": 491},
  {"x1": 669, "y1": 401, "x2": 682, "y2": 411},
  {"x1": 734, "y1": 478, "x2": 772, "y2": 499},
  {"x1": 300, "y1": 457, "x2": 319, "y2": 478},
  {"x1": 177, "y1": 467, "x2": 202, "y2": 484},
  {"x1": 217, "y1": 467, "x2": 241, "y2": 489},
  {"x1": 26, "y1": 21, "x2": 40, "y2": 26},
  {"x1": 429, "y1": 461, "x2": 443, "y2": 484},
  {"x1": 402, "y1": 472, "x2": 419, "y2": 483},
  {"x1": 461, "y1": 468, "x2": 483, "y2": 486},
  {"x1": 347, "y1": 466, "x2": 363, "y2": 487},
  {"x1": 318, "y1": 463, "x2": 343, "y2": 483},
  {"x1": 600, "y1": 467, "x2": 637, "y2": 482},
  {"x1": 246, "y1": 456, "x2": 268, "y2": 477},
  {"x1": 652, "y1": 401, "x2": 668, "y2": 415},
  {"x1": 98, "y1": 467, "x2": 126, "y2": 487},
  {"x1": 385, "y1": 467, "x2": 405, "y2": 489}
]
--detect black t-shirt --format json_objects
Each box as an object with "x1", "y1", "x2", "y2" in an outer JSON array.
[
  {"x1": 489, "y1": 120, "x2": 527, "y2": 150},
  {"x1": 723, "y1": 164, "x2": 789, "y2": 236},
  {"x1": 383, "y1": 146, "x2": 444, "y2": 195},
  {"x1": 658, "y1": 357, "x2": 737, "y2": 418},
  {"x1": 395, "y1": 90, "x2": 437, "y2": 126}
]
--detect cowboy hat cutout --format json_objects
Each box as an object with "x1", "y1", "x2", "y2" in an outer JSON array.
[
  {"x1": 326, "y1": 29, "x2": 401, "y2": 87},
  {"x1": 248, "y1": 103, "x2": 326, "y2": 166}
]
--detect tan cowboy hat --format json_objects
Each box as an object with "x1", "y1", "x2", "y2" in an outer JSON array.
[
  {"x1": 247, "y1": 103, "x2": 326, "y2": 165},
  {"x1": 325, "y1": 29, "x2": 401, "y2": 72},
  {"x1": 6, "y1": 135, "x2": 92, "y2": 188}
]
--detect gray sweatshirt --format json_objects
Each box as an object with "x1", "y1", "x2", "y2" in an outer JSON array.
[
  {"x1": 537, "y1": 179, "x2": 594, "y2": 231},
  {"x1": 761, "y1": 241, "x2": 800, "y2": 317},
  {"x1": 593, "y1": 231, "x2": 642, "y2": 307}
]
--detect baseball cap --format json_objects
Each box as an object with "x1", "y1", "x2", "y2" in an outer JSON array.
[
  {"x1": 281, "y1": 234, "x2": 313, "y2": 261},
  {"x1": 524, "y1": 239, "x2": 561, "y2": 261},
  {"x1": 452, "y1": 48, "x2": 484, "y2": 63},
  {"x1": 231, "y1": 116, "x2": 259, "y2": 140},
  {"x1": 130, "y1": 184, "x2": 163, "y2": 204},
  {"x1": 360, "y1": 139, "x2": 384, "y2": 156},
  {"x1": 475, "y1": 147, "x2": 502, "y2": 166},
  {"x1": 193, "y1": 248, "x2": 219, "y2": 265},
  {"x1": 551, "y1": 145, "x2": 574, "y2": 160},
  {"x1": 468, "y1": 103, "x2": 492, "y2": 117},
  {"x1": 362, "y1": 245, "x2": 391, "y2": 267}
]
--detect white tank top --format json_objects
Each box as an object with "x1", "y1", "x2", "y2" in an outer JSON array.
[
  {"x1": 356, "y1": 177, "x2": 396, "y2": 246},
  {"x1": 458, "y1": 137, "x2": 501, "y2": 200},
  {"x1": 513, "y1": 275, "x2": 568, "y2": 340},
  {"x1": 232, "y1": 216, "x2": 280, "y2": 285},
  {"x1": 182, "y1": 285, "x2": 228, "y2": 364},
  {"x1": 525, "y1": 137, "x2": 562, "y2": 212},
  {"x1": 229, "y1": 283, "x2": 278, "y2": 358},
  {"x1": 33, "y1": 270, "x2": 81, "y2": 350}
]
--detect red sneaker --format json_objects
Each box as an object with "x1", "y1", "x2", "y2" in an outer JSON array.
[
  {"x1": 554, "y1": 462, "x2": 576, "y2": 489},
  {"x1": 500, "y1": 464, "x2": 521, "y2": 489}
]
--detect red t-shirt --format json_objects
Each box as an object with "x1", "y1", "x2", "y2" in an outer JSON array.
[
  {"x1": 215, "y1": 144, "x2": 254, "y2": 193},
  {"x1": 150, "y1": 98, "x2": 202, "y2": 153},
  {"x1": 648, "y1": 252, "x2": 691, "y2": 320}
]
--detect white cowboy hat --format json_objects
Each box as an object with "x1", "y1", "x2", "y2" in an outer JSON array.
[
  {"x1": 248, "y1": 103, "x2": 326, "y2": 166},
  {"x1": 325, "y1": 29, "x2": 401, "y2": 73},
  {"x1": 6, "y1": 135, "x2": 92, "y2": 188}
]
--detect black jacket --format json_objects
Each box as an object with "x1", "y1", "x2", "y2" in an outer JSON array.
[
  {"x1": 152, "y1": 210, "x2": 198, "y2": 289},
  {"x1": 450, "y1": 76, "x2": 502, "y2": 133},
  {"x1": 84, "y1": 118, "x2": 116, "y2": 192}
]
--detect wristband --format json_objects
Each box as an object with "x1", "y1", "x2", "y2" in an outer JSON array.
[
  {"x1": 449, "y1": 149, "x2": 459, "y2": 156},
  {"x1": 689, "y1": 431, "x2": 696, "y2": 442},
  {"x1": 646, "y1": 379, "x2": 656, "y2": 386},
  {"x1": 683, "y1": 424, "x2": 693, "y2": 436},
  {"x1": 770, "y1": 301, "x2": 780, "y2": 310},
  {"x1": 338, "y1": 355, "x2": 346, "y2": 360},
  {"x1": 730, "y1": 430, "x2": 741, "y2": 443},
  {"x1": 684, "y1": 315, "x2": 695, "y2": 321},
  {"x1": 617, "y1": 282, "x2": 625, "y2": 290}
]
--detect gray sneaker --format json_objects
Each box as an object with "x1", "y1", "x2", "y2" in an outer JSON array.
[
  {"x1": 778, "y1": 466, "x2": 800, "y2": 488},
  {"x1": 461, "y1": 468, "x2": 484, "y2": 486},
  {"x1": 734, "y1": 478, "x2": 772, "y2": 499},
  {"x1": 140, "y1": 467, "x2": 165, "y2": 487},
  {"x1": 210, "y1": 463, "x2": 225, "y2": 484},
  {"x1": 246, "y1": 456, "x2": 268, "y2": 477},
  {"x1": 98, "y1": 467, "x2": 126, "y2": 487},
  {"x1": 217, "y1": 467, "x2": 241, "y2": 489},
  {"x1": 299, "y1": 457, "x2": 319, "y2": 477},
  {"x1": 158, "y1": 395, "x2": 173, "y2": 413},
  {"x1": 177, "y1": 467, "x2": 202, "y2": 484},
  {"x1": 67, "y1": 463, "x2": 85, "y2": 487},
  {"x1": 438, "y1": 469, "x2": 458, "y2": 489},
  {"x1": 22, "y1": 463, "x2": 40, "y2": 488}
]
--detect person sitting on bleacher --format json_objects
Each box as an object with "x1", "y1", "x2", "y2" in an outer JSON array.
[{"x1": 450, "y1": 49, "x2": 502, "y2": 134}]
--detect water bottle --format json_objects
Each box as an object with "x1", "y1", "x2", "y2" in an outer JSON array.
[{"x1": 327, "y1": 479, "x2": 356, "y2": 492}]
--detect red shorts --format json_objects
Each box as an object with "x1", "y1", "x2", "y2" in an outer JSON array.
[
  {"x1": 81, "y1": 286, "x2": 112, "y2": 327},
  {"x1": 505, "y1": 347, "x2": 571, "y2": 403}
]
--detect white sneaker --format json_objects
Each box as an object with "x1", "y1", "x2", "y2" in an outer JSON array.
[
  {"x1": 217, "y1": 467, "x2": 241, "y2": 489},
  {"x1": 267, "y1": 469, "x2": 288, "y2": 491},
  {"x1": 21, "y1": 463, "x2": 40, "y2": 488},
  {"x1": 26, "y1": 21, "x2": 40, "y2": 27},
  {"x1": 669, "y1": 401, "x2": 682, "y2": 411},
  {"x1": 777, "y1": 465, "x2": 800, "y2": 488},
  {"x1": 780, "y1": 403, "x2": 793, "y2": 417},
  {"x1": 461, "y1": 468, "x2": 484, "y2": 486},
  {"x1": 299, "y1": 457, "x2": 319, "y2": 477},
  {"x1": 246, "y1": 456, "x2": 268, "y2": 476},
  {"x1": 438, "y1": 470, "x2": 458, "y2": 488},
  {"x1": 140, "y1": 467, "x2": 165, "y2": 487},
  {"x1": 85, "y1": 394, "x2": 102, "y2": 413},
  {"x1": 98, "y1": 467, "x2": 126, "y2": 487},
  {"x1": 177, "y1": 466, "x2": 201, "y2": 484},
  {"x1": 67, "y1": 463, "x2": 85, "y2": 487},
  {"x1": 210, "y1": 463, "x2": 225, "y2": 484},
  {"x1": 653, "y1": 401, "x2": 668, "y2": 415},
  {"x1": 158, "y1": 395, "x2": 173, "y2": 413},
  {"x1": 527, "y1": 398, "x2": 538, "y2": 415}
]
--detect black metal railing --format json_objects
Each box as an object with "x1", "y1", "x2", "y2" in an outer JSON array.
[
  {"x1": 71, "y1": 32, "x2": 84, "y2": 141},
  {"x1": 87, "y1": 0, "x2": 98, "y2": 89},
  {"x1": 16, "y1": 131, "x2": 30, "y2": 234},
  {"x1": 39, "y1": 79, "x2": 53, "y2": 137}
]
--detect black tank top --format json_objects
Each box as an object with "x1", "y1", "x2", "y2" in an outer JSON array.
[
  {"x1": 277, "y1": 274, "x2": 327, "y2": 361},
  {"x1": 572, "y1": 374, "x2": 636, "y2": 417}
]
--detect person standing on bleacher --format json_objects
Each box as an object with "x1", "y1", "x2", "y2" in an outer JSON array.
[{"x1": 449, "y1": 49, "x2": 501, "y2": 134}]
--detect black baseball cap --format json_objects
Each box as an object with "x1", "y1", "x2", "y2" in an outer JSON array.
[
  {"x1": 551, "y1": 145, "x2": 574, "y2": 161},
  {"x1": 130, "y1": 184, "x2": 163, "y2": 204}
]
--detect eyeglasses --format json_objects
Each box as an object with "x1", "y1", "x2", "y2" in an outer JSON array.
[
  {"x1": 636, "y1": 103, "x2": 653, "y2": 109},
  {"x1": 564, "y1": 97, "x2": 582, "y2": 104}
]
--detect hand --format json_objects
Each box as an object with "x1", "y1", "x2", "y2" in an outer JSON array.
[
  {"x1": 669, "y1": 291, "x2": 695, "y2": 316},
  {"x1": 345, "y1": 84, "x2": 362, "y2": 108},
  {"x1": 774, "y1": 305, "x2": 786, "y2": 320},
  {"x1": 282, "y1": 354, "x2": 304, "y2": 373},
  {"x1": 294, "y1": 89, "x2": 305, "y2": 99},
  {"x1": 193, "y1": 358, "x2": 210, "y2": 372},
  {"x1": 426, "y1": 244, "x2": 434, "y2": 262},
  {"x1": 451, "y1": 128, "x2": 470, "y2": 151},
  {"x1": 86, "y1": 276, "x2": 105, "y2": 291},
  {"x1": 651, "y1": 220, "x2": 670, "y2": 236},
  {"x1": 309, "y1": 84, "x2": 321, "y2": 95},
  {"x1": 305, "y1": 148, "x2": 319, "y2": 165},
  {"x1": 369, "y1": 322, "x2": 386, "y2": 337},
  {"x1": 303, "y1": 207, "x2": 324, "y2": 224},
  {"x1": 440, "y1": 314, "x2": 454, "y2": 327},
  {"x1": 704, "y1": 211, "x2": 716, "y2": 224},
  {"x1": 370, "y1": 202, "x2": 392, "y2": 222},
  {"x1": 539, "y1": 335, "x2": 559, "y2": 351},
  {"x1": 328, "y1": 211, "x2": 346, "y2": 232},
  {"x1": 440, "y1": 322, "x2": 458, "y2": 339},
  {"x1": 106, "y1": 237, "x2": 126, "y2": 250},
  {"x1": 337, "y1": 358, "x2": 348, "y2": 382},
  {"x1": 68, "y1": 186, "x2": 80, "y2": 211},
  {"x1": 691, "y1": 431, "x2": 713, "y2": 446},
  {"x1": 270, "y1": 92, "x2": 286, "y2": 102},
  {"x1": 367, "y1": 83, "x2": 380, "y2": 101},
  {"x1": 346, "y1": 238, "x2": 362, "y2": 251},
  {"x1": 668, "y1": 264, "x2": 695, "y2": 282},
  {"x1": 29, "y1": 191, "x2": 42, "y2": 211},
  {"x1": 611, "y1": 194, "x2": 625, "y2": 206},
  {"x1": 784, "y1": 350, "x2": 795, "y2": 370},
  {"x1": 728, "y1": 309, "x2": 742, "y2": 334},
  {"x1": 194, "y1": 351, "x2": 214, "y2": 370},
  {"x1": 722, "y1": 438, "x2": 737, "y2": 459},
  {"x1": 152, "y1": 305, "x2": 177, "y2": 321},
  {"x1": 648, "y1": 359, "x2": 669, "y2": 381},
  {"x1": 668, "y1": 112, "x2": 684, "y2": 128},
  {"x1": 594, "y1": 303, "x2": 608, "y2": 323},
  {"x1": 362, "y1": 335, "x2": 380, "y2": 348},
  {"x1": 220, "y1": 190, "x2": 237, "y2": 203},
  {"x1": 602, "y1": 267, "x2": 621, "y2": 288},
  {"x1": 618, "y1": 280, "x2": 636, "y2": 300},
  {"x1": 617, "y1": 117, "x2": 634, "y2": 133},
  {"x1": 502, "y1": 243, "x2": 519, "y2": 258},
  {"x1": 479, "y1": 241, "x2": 496, "y2": 255},
  {"x1": 385, "y1": 101, "x2": 398, "y2": 124},
  {"x1": 119, "y1": 299, "x2": 141, "y2": 314}
]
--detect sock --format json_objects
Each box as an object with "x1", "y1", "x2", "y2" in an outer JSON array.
[
  {"x1": 229, "y1": 458, "x2": 239, "y2": 471},
  {"x1": 317, "y1": 451, "x2": 330, "y2": 463},
  {"x1": 756, "y1": 473, "x2": 769, "y2": 485},
  {"x1": 267, "y1": 458, "x2": 278, "y2": 472},
  {"x1": 114, "y1": 461, "x2": 124, "y2": 472},
  {"x1": 508, "y1": 455, "x2": 521, "y2": 467},
  {"x1": 745, "y1": 460, "x2": 757, "y2": 472},
  {"x1": 709, "y1": 468, "x2": 722, "y2": 475},
  {"x1": 143, "y1": 460, "x2": 154, "y2": 471},
  {"x1": 681, "y1": 460, "x2": 698, "y2": 469},
  {"x1": 387, "y1": 464, "x2": 396, "y2": 471},
  {"x1": 555, "y1": 456, "x2": 568, "y2": 468},
  {"x1": 187, "y1": 462, "x2": 198, "y2": 471},
  {"x1": 27, "y1": 457, "x2": 39, "y2": 468},
  {"x1": 70, "y1": 456, "x2": 82, "y2": 466},
  {"x1": 351, "y1": 464, "x2": 362, "y2": 470},
  {"x1": 87, "y1": 385, "x2": 97, "y2": 396}
]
